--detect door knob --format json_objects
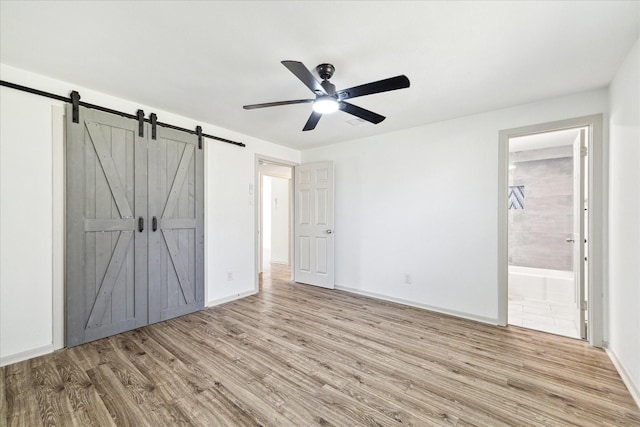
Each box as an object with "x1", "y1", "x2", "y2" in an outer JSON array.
[
  {"x1": 566, "y1": 238, "x2": 575, "y2": 243},
  {"x1": 326, "y1": 229, "x2": 333, "y2": 234}
]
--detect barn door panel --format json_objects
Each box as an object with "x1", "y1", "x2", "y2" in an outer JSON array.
[
  {"x1": 66, "y1": 105, "x2": 148, "y2": 347},
  {"x1": 148, "y1": 126, "x2": 204, "y2": 323}
]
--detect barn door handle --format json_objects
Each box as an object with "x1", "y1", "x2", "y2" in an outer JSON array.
[
  {"x1": 152, "y1": 216, "x2": 158, "y2": 232},
  {"x1": 138, "y1": 217, "x2": 144, "y2": 232}
]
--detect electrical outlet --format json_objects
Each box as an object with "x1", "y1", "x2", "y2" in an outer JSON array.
[
  {"x1": 404, "y1": 274, "x2": 412, "y2": 285},
  {"x1": 226, "y1": 271, "x2": 233, "y2": 281}
]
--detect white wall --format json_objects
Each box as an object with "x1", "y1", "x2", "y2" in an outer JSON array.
[
  {"x1": 0, "y1": 84, "x2": 56, "y2": 361},
  {"x1": 0, "y1": 64, "x2": 300, "y2": 365},
  {"x1": 607, "y1": 38, "x2": 640, "y2": 404},
  {"x1": 302, "y1": 89, "x2": 608, "y2": 323},
  {"x1": 262, "y1": 176, "x2": 272, "y2": 253},
  {"x1": 205, "y1": 135, "x2": 298, "y2": 306},
  {"x1": 270, "y1": 176, "x2": 290, "y2": 264}
]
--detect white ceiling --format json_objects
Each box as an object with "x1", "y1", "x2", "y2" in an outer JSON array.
[{"x1": 1, "y1": 1, "x2": 638, "y2": 149}]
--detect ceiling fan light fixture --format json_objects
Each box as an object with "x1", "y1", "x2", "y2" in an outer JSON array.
[{"x1": 313, "y1": 96, "x2": 339, "y2": 114}]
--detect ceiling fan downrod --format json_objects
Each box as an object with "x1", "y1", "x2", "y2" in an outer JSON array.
[{"x1": 316, "y1": 63, "x2": 336, "y2": 95}]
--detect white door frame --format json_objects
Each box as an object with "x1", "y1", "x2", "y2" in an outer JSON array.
[
  {"x1": 52, "y1": 105, "x2": 65, "y2": 350},
  {"x1": 572, "y1": 129, "x2": 587, "y2": 339},
  {"x1": 498, "y1": 114, "x2": 604, "y2": 347},
  {"x1": 254, "y1": 154, "x2": 298, "y2": 291}
]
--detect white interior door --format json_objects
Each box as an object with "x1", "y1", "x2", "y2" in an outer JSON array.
[
  {"x1": 572, "y1": 129, "x2": 587, "y2": 339},
  {"x1": 294, "y1": 161, "x2": 334, "y2": 288}
]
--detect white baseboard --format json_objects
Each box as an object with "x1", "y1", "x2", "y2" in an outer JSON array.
[
  {"x1": 334, "y1": 285, "x2": 498, "y2": 326},
  {"x1": 605, "y1": 348, "x2": 640, "y2": 409},
  {"x1": 1, "y1": 344, "x2": 54, "y2": 367},
  {"x1": 206, "y1": 289, "x2": 258, "y2": 308}
]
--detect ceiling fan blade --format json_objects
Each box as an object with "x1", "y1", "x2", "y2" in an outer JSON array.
[
  {"x1": 336, "y1": 75, "x2": 410, "y2": 100},
  {"x1": 243, "y1": 99, "x2": 314, "y2": 110},
  {"x1": 282, "y1": 61, "x2": 327, "y2": 95},
  {"x1": 339, "y1": 102, "x2": 385, "y2": 124},
  {"x1": 303, "y1": 111, "x2": 322, "y2": 131}
]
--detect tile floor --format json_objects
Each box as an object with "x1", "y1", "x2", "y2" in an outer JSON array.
[{"x1": 509, "y1": 295, "x2": 580, "y2": 339}]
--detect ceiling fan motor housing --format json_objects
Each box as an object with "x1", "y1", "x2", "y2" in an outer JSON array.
[{"x1": 316, "y1": 63, "x2": 335, "y2": 80}]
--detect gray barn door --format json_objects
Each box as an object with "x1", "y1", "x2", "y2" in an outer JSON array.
[
  {"x1": 66, "y1": 105, "x2": 148, "y2": 347},
  {"x1": 66, "y1": 105, "x2": 204, "y2": 347},
  {"x1": 148, "y1": 126, "x2": 204, "y2": 323}
]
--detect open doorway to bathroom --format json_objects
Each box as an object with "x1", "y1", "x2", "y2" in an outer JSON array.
[
  {"x1": 257, "y1": 159, "x2": 294, "y2": 284},
  {"x1": 507, "y1": 127, "x2": 588, "y2": 339}
]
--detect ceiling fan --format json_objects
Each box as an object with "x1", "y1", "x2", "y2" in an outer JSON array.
[{"x1": 243, "y1": 61, "x2": 410, "y2": 131}]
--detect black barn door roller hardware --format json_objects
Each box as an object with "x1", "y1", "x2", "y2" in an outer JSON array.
[{"x1": 1, "y1": 80, "x2": 245, "y2": 148}]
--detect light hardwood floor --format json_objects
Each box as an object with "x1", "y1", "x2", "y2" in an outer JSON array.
[{"x1": 2, "y1": 264, "x2": 639, "y2": 426}]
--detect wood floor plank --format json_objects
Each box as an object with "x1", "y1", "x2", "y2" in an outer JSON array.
[
  {"x1": 124, "y1": 329, "x2": 263, "y2": 426},
  {"x1": 51, "y1": 353, "x2": 115, "y2": 427},
  {"x1": 85, "y1": 364, "x2": 151, "y2": 426},
  {"x1": 3, "y1": 264, "x2": 640, "y2": 426},
  {"x1": 3, "y1": 361, "x2": 43, "y2": 427},
  {"x1": 142, "y1": 324, "x2": 294, "y2": 426}
]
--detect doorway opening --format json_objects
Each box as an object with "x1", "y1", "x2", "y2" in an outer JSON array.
[
  {"x1": 507, "y1": 127, "x2": 588, "y2": 339},
  {"x1": 256, "y1": 157, "x2": 295, "y2": 287},
  {"x1": 498, "y1": 114, "x2": 604, "y2": 347}
]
